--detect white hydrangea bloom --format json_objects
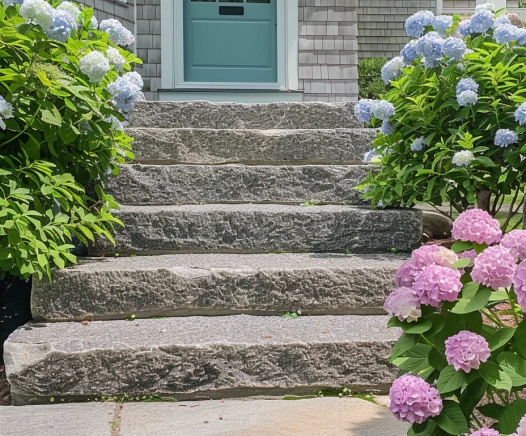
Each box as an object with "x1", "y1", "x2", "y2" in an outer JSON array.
[
  {"x1": 106, "y1": 47, "x2": 126, "y2": 72},
  {"x1": 20, "y1": 0, "x2": 55, "y2": 31},
  {"x1": 123, "y1": 71, "x2": 143, "y2": 89},
  {"x1": 79, "y1": 51, "x2": 110, "y2": 83},
  {"x1": 99, "y1": 19, "x2": 135, "y2": 46},
  {"x1": 57, "y1": 1, "x2": 81, "y2": 21},
  {"x1": 88, "y1": 15, "x2": 98, "y2": 30},
  {"x1": 452, "y1": 150, "x2": 475, "y2": 166},
  {"x1": 0, "y1": 96, "x2": 14, "y2": 130}
]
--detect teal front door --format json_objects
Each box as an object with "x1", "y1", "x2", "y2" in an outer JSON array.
[{"x1": 183, "y1": 0, "x2": 277, "y2": 83}]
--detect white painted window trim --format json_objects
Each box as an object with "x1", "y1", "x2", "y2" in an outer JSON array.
[{"x1": 160, "y1": 0, "x2": 298, "y2": 90}]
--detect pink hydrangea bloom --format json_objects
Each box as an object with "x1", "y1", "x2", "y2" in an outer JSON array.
[
  {"x1": 395, "y1": 245, "x2": 458, "y2": 288},
  {"x1": 513, "y1": 262, "x2": 526, "y2": 312},
  {"x1": 511, "y1": 415, "x2": 526, "y2": 436},
  {"x1": 384, "y1": 287, "x2": 422, "y2": 322},
  {"x1": 452, "y1": 209, "x2": 502, "y2": 245},
  {"x1": 459, "y1": 249, "x2": 477, "y2": 265},
  {"x1": 501, "y1": 230, "x2": 526, "y2": 260},
  {"x1": 444, "y1": 330, "x2": 491, "y2": 373},
  {"x1": 471, "y1": 245, "x2": 516, "y2": 290},
  {"x1": 413, "y1": 265, "x2": 462, "y2": 307},
  {"x1": 389, "y1": 374, "x2": 443, "y2": 424},
  {"x1": 470, "y1": 428, "x2": 500, "y2": 436}
]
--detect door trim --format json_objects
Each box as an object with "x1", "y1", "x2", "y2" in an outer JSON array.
[{"x1": 160, "y1": 0, "x2": 298, "y2": 90}]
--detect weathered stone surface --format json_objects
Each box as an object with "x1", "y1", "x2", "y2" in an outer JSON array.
[
  {"x1": 107, "y1": 164, "x2": 370, "y2": 205},
  {"x1": 88, "y1": 204, "x2": 422, "y2": 256},
  {"x1": 129, "y1": 101, "x2": 361, "y2": 129},
  {"x1": 4, "y1": 315, "x2": 399, "y2": 405},
  {"x1": 126, "y1": 128, "x2": 376, "y2": 164},
  {"x1": 422, "y1": 211, "x2": 454, "y2": 239},
  {"x1": 31, "y1": 253, "x2": 408, "y2": 321},
  {"x1": 0, "y1": 403, "x2": 116, "y2": 435},
  {"x1": 118, "y1": 398, "x2": 410, "y2": 436}
]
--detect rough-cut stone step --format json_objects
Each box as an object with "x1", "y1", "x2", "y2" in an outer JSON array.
[
  {"x1": 126, "y1": 128, "x2": 376, "y2": 165},
  {"x1": 31, "y1": 253, "x2": 408, "y2": 321},
  {"x1": 4, "y1": 315, "x2": 398, "y2": 405},
  {"x1": 129, "y1": 101, "x2": 361, "y2": 129},
  {"x1": 89, "y1": 204, "x2": 422, "y2": 256},
  {"x1": 107, "y1": 164, "x2": 370, "y2": 205}
]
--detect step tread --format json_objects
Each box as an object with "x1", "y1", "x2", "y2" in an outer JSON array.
[{"x1": 125, "y1": 127, "x2": 376, "y2": 165}]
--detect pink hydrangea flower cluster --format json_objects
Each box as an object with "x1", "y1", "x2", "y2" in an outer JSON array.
[
  {"x1": 501, "y1": 230, "x2": 526, "y2": 260},
  {"x1": 452, "y1": 209, "x2": 502, "y2": 245},
  {"x1": 383, "y1": 287, "x2": 422, "y2": 322},
  {"x1": 444, "y1": 330, "x2": 491, "y2": 373},
  {"x1": 471, "y1": 245, "x2": 516, "y2": 290},
  {"x1": 458, "y1": 249, "x2": 477, "y2": 266},
  {"x1": 389, "y1": 374, "x2": 443, "y2": 423},
  {"x1": 513, "y1": 262, "x2": 526, "y2": 312},
  {"x1": 413, "y1": 265, "x2": 463, "y2": 307},
  {"x1": 396, "y1": 245, "x2": 458, "y2": 288},
  {"x1": 470, "y1": 428, "x2": 500, "y2": 436},
  {"x1": 510, "y1": 414, "x2": 526, "y2": 436}
]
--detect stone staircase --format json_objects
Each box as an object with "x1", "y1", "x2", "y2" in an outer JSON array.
[{"x1": 4, "y1": 101, "x2": 422, "y2": 406}]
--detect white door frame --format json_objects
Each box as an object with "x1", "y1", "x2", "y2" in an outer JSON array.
[{"x1": 160, "y1": 0, "x2": 298, "y2": 90}]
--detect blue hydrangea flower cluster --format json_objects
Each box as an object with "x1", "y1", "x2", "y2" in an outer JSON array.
[
  {"x1": 456, "y1": 78, "x2": 479, "y2": 96},
  {"x1": 433, "y1": 15, "x2": 453, "y2": 36},
  {"x1": 442, "y1": 37, "x2": 467, "y2": 60},
  {"x1": 3, "y1": 0, "x2": 24, "y2": 5},
  {"x1": 494, "y1": 24, "x2": 521, "y2": 44},
  {"x1": 79, "y1": 50, "x2": 110, "y2": 83},
  {"x1": 363, "y1": 149, "x2": 377, "y2": 163},
  {"x1": 457, "y1": 90, "x2": 478, "y2": 107},
  {"x1": 0, "y1": 95, "x2": 14, "y2": 130},
  {"x1": 57, "y1": 1, "x2": 81, "y2": 22},
  {"x1": 411, "y1": 137, "x2": 426, "y2": 152},
  {"x1": 470, "y1": 10, "x2": 494, "y2": 34},
  {"x1": 415, "y1": 32, "x2": 443, "y2": 63},
  {"x1": 493, "y1": 15, "x2": 511, "y2": 29},
  {"x1": 401, "y1": 40, "x2": 418, "y2": 63},
  {"x1": 515, "y1": 103, "x2": 526, "y2": 126},
  {"x1": 100, "y1": 19, "x2": 135, "y2": 46},
  {"x1": 105, "y1": 115, "x2": 124, "y2": 131},
  {"x1": 456, "y1": 19, "x2": 472, "y2": 37},
  {"x1": 494, "y1": 129, "x2": 518, "y2": 147},
  {"x1": 46, "y1": 9, "x2": 76, "y2": 42},
  {"x1": 452, "y1": 150, "x2": 475, "y2": 166},
  {"x1": 404, "y1": 11, "x2": 435, "y2": 38},
  {"x1": 381, "y1": 120, "x2": 394, "y2": 135},
  {"x1": 372, "y1": 100, "x2": 395, "y2": 121},
  {"x1": 354, "y1": 99, "x2": 375, "y2": 123},
  {"x1": 122, "y1": 71, "x2": 143, "y2": 89},
  {"x1": 475, "y1": 3, "x2": 496, "y2": 12},
  {"x1": 20, "y1": 0, "x2": 55, "y2": 31},
  {"x1": 107, "y1": 72, "x2": 143, "y2": 114},
  {"x1": 106, "y1": 47, "x2": 126, "y2": 72},
  {"x1": 381, "y1": 56, "x2": 404, "y2": 84}
]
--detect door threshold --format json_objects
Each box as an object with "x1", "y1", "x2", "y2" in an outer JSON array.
[{"x1": 159, "y1": 89, "x2": 304, "y2": 103}]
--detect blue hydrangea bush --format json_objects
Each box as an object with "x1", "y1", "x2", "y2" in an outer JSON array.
[
  {"x1": 0, "y1": 0, "x2": 144, "y2": 279},
  {"x1": 357, "y1": 3, "x2": 526, "y2": 228}
]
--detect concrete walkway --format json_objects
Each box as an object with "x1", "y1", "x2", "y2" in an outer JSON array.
[{"x1": 0, "y1": 397, "x2": 409, "y2": 436}]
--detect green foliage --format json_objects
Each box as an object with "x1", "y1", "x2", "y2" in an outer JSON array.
[
  {"x1": 358, "y1": 57, "x2": 387, "y2": 100},
  {"x1": 0, "y1": 2, "x2": 141, "y2": 279},
  {"x1": 360, "y1": 33, "x2": 526, "y2": 227}
]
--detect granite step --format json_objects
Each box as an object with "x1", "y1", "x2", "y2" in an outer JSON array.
[
  {"x1": 31, "y1": 252, "x2": 408, "y2": 321},
  {"x1": 4, "y1": 315, "x2": 398, "y2": 405},
  {"x1": 88, "y1": 204, "x2": 422, "y2": 256},
  {"x1": 125, "y1": 128, "x2": 376, "y2": 165},
  {"x1": 107, "y1": 164, "x2": 371, "y2": 206},
  {"x1": 128, "y1": 101, "x2": 361, "y2": 129}
]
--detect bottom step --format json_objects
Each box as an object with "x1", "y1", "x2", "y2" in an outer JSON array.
[{"x1": 4, "y1": 315, "x2": 398, "y2": 405}]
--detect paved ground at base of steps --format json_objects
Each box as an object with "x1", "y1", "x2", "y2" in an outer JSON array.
[{"x1": 0, "y1": 396, "x2": 409, "y2": 435}]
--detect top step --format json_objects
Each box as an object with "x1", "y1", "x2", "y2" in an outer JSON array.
[{"x1": 128, "y1": 101, "x2": 361, "y2": 130}]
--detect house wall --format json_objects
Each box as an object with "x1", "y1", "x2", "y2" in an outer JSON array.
[
  {"x1": 298, "y1": 0, "x2": 360, "y2": 102},
  {"x1": 357, "y1": 0, "x2": 437, "y2": 60}
]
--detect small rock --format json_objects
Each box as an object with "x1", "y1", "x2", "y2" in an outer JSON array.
[{"x1": 422, "y1": 211, "x2": 453, "y2": 239}]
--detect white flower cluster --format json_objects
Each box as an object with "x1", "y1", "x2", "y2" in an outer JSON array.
[
  {"x1": 56, "y1": 1, "x2": 80, "y2": 21},
  {"x1": 106, "y1": 47, "x2": 126, "y2": 72},
  {"x1": 47, "y1": 9, "x2": 76, "y2": 42},
  {"x1": 79, "y1": 50, "x2": 110, "y2": 83},
  {"x1": 20, "y1": 0, "x2": 55, "y2": 31},
  {"x1": 99, "y1": 19, "x2": 135, "y2": 46},
  {"x1": 0, "y1": 96, "x2": 14, "y2": 130},
  {"x1": 452, "y1": 150, "x2": 475, "y2": 167}
]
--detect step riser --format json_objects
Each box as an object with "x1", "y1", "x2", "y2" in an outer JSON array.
[
  {"x1": 107, "y1": 165, "x2": 370, "y2": 206},
  {"x1": 88, "y1": 206, "x2": 422, "y2": 256},
  {"x1": 129, "y1": 101, "x2": 361, "y2": 129},
  {"x1": 31, "y1": 254, "x2": 406, "y2": 321},
  {"x1": 126, "y1": 128, "x2": 376, "y2": 165},
  {"x1": 4, "y1": 316, "x2": 398, "y2": 405}
]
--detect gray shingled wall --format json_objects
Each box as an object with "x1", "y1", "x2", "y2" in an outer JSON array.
[
  {"x1": 298, "y1": 0, "x2": 359, "y2": 102},
  {"x1": 357, "y1": 0, "x2": 437, "y2": 60}
]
